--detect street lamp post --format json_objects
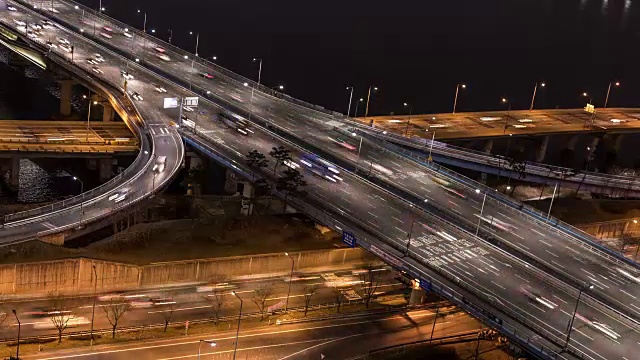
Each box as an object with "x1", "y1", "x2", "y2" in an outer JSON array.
[
  {"x1": 231, "y1": 291, "x2": 243, "y2": 360},
  {"x1": 501, "y1": 98, "x2": 511, "y2": 134},
  {"x1": 354, "y1": 98, "x2": 364, "y2": 117},
  {"x1": 604, "y1": 81, "x2": 620, "y2": 108},
  {"x1": 137, "y1": 10, "x2": 147, "y2": 33},
  {"x1": 405, "y1": 216, "x2": 416, "y2": 255},
  {"x1": 285, "y1": 252, "x2": 294, "y2": 311},
  {"x1": 73, "y1": 176, "x2": 84, "y2": 216},
  {"x1": 252, "y1": 58, "x2": 263, "y2": 100},
  {"x1": 403, "y1": 103, "x2": 413, "y2": 136},
  {"x1": 346, "y1": 86, "x2": 354, "y2": 118},
  {"x1": 529, "y1": 81, "x2": 545, "y2": 111},
  {"x1": 475, "y1": 189, "x2": 487, "y2": 237},
  {"x1": 82, "y1": 94, "x2": 94, "y2": 142},
  {"x1": 12, "y1": 310, "x2": 20, "y2": 360},
  {"x1": 364, "y1": 86, "x2": 378, "y2": 119},
  {"x1": 197, "y1": 340, "x2": 217, "y2": 359},
  {"x1": 168, "y1": 28, "x2": 173, "y2": 43},
  {"x1": 564, "y1": 284, "x2": 594, "y2": 351},
  {"x1": 90, "y1": 265, "x2": 97, "y2": 345},
  {"x1": 452, "y1": 83, "x2": 466, "y2": 114},
  {"x1": 427, "y1": 130, "x2": 436, "y2": 162}
]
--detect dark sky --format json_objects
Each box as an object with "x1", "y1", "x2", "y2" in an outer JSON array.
[{"x1": 79, "y1": 0, "x2": 640, "y2": 115}]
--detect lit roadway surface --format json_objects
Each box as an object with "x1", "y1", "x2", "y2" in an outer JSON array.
[
  {"x1": 1, "y1": 268, "x2": 403, "y2": 338},
  {"x1": 6, "y1": 2, "x2": 640, "y2": 358},
  {"x1": 19, "y1": 308, "x2": 477, "y2": 360},
  {"x1": 20, "y1": 0, "x2": 640, "y2": 325},
  {"x1": 357, "y1": 108, "x2": 640, "y2": 140},
  {"x1": 0, "y1": 6, "x2": 182, "y2": 244}
]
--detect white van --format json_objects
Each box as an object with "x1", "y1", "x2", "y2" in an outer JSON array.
[{"x1": 153, "y1": 156, "x2": 167, "y2": 173}]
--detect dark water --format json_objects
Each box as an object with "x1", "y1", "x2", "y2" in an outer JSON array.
[
  {"x1": 85, "y1": 0, "x2": 640, "y2": 115},
  {"x1": 0, "y1": 49, "x2": 104, "y2": 203}
]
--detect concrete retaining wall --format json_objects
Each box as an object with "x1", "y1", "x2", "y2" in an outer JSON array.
[{"x1": 0, "y1": 248, "x2": 370, "y2": 297}]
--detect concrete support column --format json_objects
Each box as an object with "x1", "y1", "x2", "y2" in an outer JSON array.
[
  {"x1": 483, "y1": 139, "x2": 494, "y2": 154},
  {"x1": 9, "y1": 157, "x2": 20, "y2": 190},
  {"x1": 224, "y1": 169, "x2": 238, "y2": 194},
  {"x1": 241, "y1": 182, "x2": 255, "y2": 216},
  {"x1": 59, "y1": 80, "x2": 74, "y2": 117},
  {"x1": 102, "y1": 105, "x2": 114, "y2": 122},
  {"x1": 566, "y1": 134, "x2": 579, "y2": 151},
  {"x1": 99, "y1": 158, "x2": 112, "y2": 181},
  {"x1": 536, "y1": 136, "x2": 550, "y2": 163},
  {"x1": 409, "y1": 279, "x2": 425, "y2": 304},
  {"x1": 614, "y1": 134, "x2": 625, "y2": 154}
]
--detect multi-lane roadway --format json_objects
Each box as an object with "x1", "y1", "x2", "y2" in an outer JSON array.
[{"x1": 3, "y1": 2, "x2": 640, "y2": 359}]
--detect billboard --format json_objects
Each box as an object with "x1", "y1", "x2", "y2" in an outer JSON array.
[
  {"x1": 163, "y1": 97, "x2": 178, "y2": 109},
  {"x1": 184, "y1": 97, "x2": 199, "y2": 107}
]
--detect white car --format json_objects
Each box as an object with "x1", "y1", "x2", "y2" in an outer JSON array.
[
  {"x1": 155, "y1": 86, "x2": 167, "y2": 93},
  {"x1": 47, "y1": 7, "x2": 60, "y2": 13},
  {"x1": 7, "y1": 6, "x2": 17, "y2": 11},
  {"x1": 91, "y1": 66, "x2": 103, "y2": 74},
  {"x1": 57, "y1": 37, "x2": 70, "y2": 45},
  {"x1": 59, "y1": 44, "x2": 72, "y2": 53},
  {"x1": 46, "y1": 41, "x2": 57, "y2": 49},
  {"x1": 123, "y1": 31, "x2": 132, "y2": 38},
  {"x1": 41, "y1": 21, "x2": 54, "y2": 29},
  {"x1": 108, "y1": 188, "x2": 129, "y2": 203},
  {"x1": 94, "y1": 53, "x2": 105, "y2": 62},
  {"x1": 26, "y1": 32, "x2": 38, "y2": 40},
  {"x1": 182, "y1": 106, "x2": 194, "y2": 112},
  {"x1": 86, "y1": 58, "x2": 98, "y2": 65},
  {"x1": 156, "y1": 53, "x2": 170, "y2": 61},
  {"x1": 13, "y1": 19, "x2": 26, "y2": 26},
  {"x1": 29, "y1": 24, "x2": 43, "y2": 30},
  {"x1": 121, "y1": 70, "x2": 134, "y2": 80},
  {"x1": 130, "y1": 91, "x2": 143, "y2": 101}
]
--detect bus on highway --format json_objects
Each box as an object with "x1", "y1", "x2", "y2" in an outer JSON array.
[
  {"x1": 300, "y1": 154, "x2": 343, "y2": 182},
  {"x1": 217, "y1": 111, "x2": 252, "y2": 135}
]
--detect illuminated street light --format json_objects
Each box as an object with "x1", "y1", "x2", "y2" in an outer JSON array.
[
  {"x1": 530, "y1": 81, "x2": 546, "y2": 111},
  {"x1": 452, "y1": 83, "x2": 466, "y2": 114},
  {"x1": 403, "y1": 102, "x2": 413, "y2": 136},
  {"x1": 197, "y1": 340, "x2": 216, "y2": 359},
  {"x1": 364, "y1": 86, "x2": 378, "y2": 118},
  {"x1": 604, "y1": 81, "x2": 620, "y2": 108}
]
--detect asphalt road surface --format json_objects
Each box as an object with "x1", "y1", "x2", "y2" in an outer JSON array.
[{"x1": 20, "y1": 308, "x2": 480, "y2": 360}]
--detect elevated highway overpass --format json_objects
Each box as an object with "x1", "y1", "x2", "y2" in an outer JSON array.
[
  {"x1": 0, "y1": 120, "x2": 137, "y2": 154},
  {"x1": 5, "y1": 1, "x2": 640, "y2": 358},
  {"x1": 361, "y1": 108, "x2": 640, "y2": 140},
  {"x1": 0, "y1": 9, "x2": 183, "y2": 246}
]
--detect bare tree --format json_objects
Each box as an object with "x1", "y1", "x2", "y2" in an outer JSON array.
[
  {"x1": 303, "y1": 285, "x2": 319, "y2": 317},
  {"x1": 332, "y1": 287, "x2": 346, "y2": 313},
  {"x1": 159, "y1": 301, "x2": 177, "y2": 332},
  {"x1": 102, "y1": 299, "x2": 130, "y2": 338},
  {"x1": 251, "y1": 287, "x2": 273, "y2": 321},
  {"x1": 48, "y1": 293, "x2": 76, "y2": 343},
  {"x1": 203, "y1": 290, "x2": 226, "y2": 325},
  {"x1": 359, "y1": 264, "x2": 381, "y2": 308}
]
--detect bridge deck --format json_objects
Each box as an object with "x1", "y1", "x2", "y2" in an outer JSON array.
[
  {"x1": 359, "y1": 108, "x2": 640, "y2": 139},
  {"x1": 0, "y1": 120, "x2": 137, "y2": 153}
]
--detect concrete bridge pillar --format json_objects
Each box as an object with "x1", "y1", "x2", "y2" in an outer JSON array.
[
  {"x1": 102, "y1": 105, "x2": 114, "y2": 122},
  {"x1": 614, "y1": 134, "x2": 625, "y2": 154},
  {"x1": 409, "y1": 279, "x2": 425, "y2": 304},
  {"x1": 59, "y1": 79, "x2": 74, "y2": 117},
  {"x1": 9, "y1": 157, "x2": 20, "y2": 190},
  {"x1": 483, "y1": 139, "x2": 494, "y2": 154},
  {"x1": 224, "y1": 168, "x2": 238, "y2": 194},
  {"x1": 566, "y1": 135, "x2": 579, "y2": 151},
  {"x1": 536, "y1": 136, "x2": 550, "y2": 163},
  {"x1": 99, "y1": 158, "x2": 112, "y2": 181},
  {"x1": 240, "y1": 182, "x2": 255, "y2": 216}
]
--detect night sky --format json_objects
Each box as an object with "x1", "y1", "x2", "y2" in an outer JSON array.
[{"x1": 77, "y1": 0, "x2": 640, "y2": 115}]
